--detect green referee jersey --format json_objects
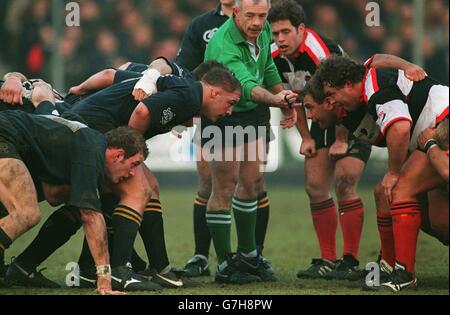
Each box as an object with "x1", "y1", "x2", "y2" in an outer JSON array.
[{"x1": 204, "y1": 16, "x2": 282, "y2": 113}]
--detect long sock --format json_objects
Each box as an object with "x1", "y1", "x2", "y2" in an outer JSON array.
[
  {"x1": 193, "y1": 193, "x2": 211, "y2": 258},
  {"x1": 0, "y1": 228, "x2": 12, "y2": 255},
  {"x1": 232, "y1": 197, "x2": 257, "y2": 256},
  {"x1": 391, "y1": 201, "x2": 421, "y2": 273},
  {"x1": 338, "y1": 198, "x2": 364, "y2": 259},
  {"x1": 16, "y1": 206, "x2": 82, "y2": 270},
  {"x1": 377, "y1": 211, "x2": 395, "y2": 267},
  {"x1": 139, "y1": 199, "x2": 170, "y2": 273},
  {"x1": 111, "y1": 205, "x2": 142, "y2": 268},
  {"x1": 310, "y1": 198, "x2": 338, "y2": 261},
  {"x1": 255, "y1": 192, "x2": 269, "y2": 255},
  {"x1": 206, "y1": 209, "x2": 232, "y2": 265}
]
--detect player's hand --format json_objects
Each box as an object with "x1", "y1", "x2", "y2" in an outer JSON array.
[
  {"x1": 329, "y1": 139, "x2": 348, "y2": 160},
  {"x1": 95, "y1": 277, "x2": 126, "y2": 295},
  {"x1": 404, "y1": 63, "x2": 427, "y2": 82},
  {"x1": 280, "y1": 107, "x2": 297, "y2": 129},
  {"x1": 132, "y1": 87, "x2": 150, "y2": 101},
  {"x1": 68, "y1": 85, "x2": 86, "y2": 96},
  {"x1": 381, "y1": 171, "x2": 400, "y2": 203},
  {"x1": 417, "y1": 127, "x2": 436, "y2": 151},
  {"x1": 0, "y1": 76, "x2": 23, "y2": 105},
  {"x1": 31, "y1": 82, "x2": 55, "y2": 107},
  {"x1": 300, "y1": 137, "x2": 317, "y2": 158},
  {"x1": 133, "y1": 69, "x2": 159, "y2": 101}
]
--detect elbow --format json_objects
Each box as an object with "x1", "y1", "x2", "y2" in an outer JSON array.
[
  {"x1": 102, "y1": 68, "x2": 116, "y2": 85},
  {"x1": 80, "y1": 208, "x2": 100, "y2": 224}
]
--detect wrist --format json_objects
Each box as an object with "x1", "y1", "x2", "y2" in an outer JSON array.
[
  {"x1": 424, "y1": 139, "x2": 438, "y2": 153},
  {"x1": 96, "y1": 264, "x2": 111, "y2": 278}
]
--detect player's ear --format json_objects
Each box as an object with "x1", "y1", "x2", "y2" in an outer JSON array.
[
  {"x1": 115, "y1": 148, "x2": 126, "y2": 161},
  {"x1": 233, "y1": 6, "x2": 239, "y2": 16}
]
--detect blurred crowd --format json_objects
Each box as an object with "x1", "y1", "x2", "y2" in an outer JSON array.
[{"x1": 0, "y1": 0, "x2": 448, "y2": 91}]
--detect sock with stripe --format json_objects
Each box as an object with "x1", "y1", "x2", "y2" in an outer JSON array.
[
  {"x1": 338, "y1": 198, "x2": 364, "y2": 259},
  {"x1": 193, "y1": 193, "x2": 211, "y2": 258},
  {"x1": 310, "y1": 198, "x2": 338, "y2": 261},
  {"x1": 16, "y1": 206, "x2": 82, "y2": 270},
  {"x1": 377, "y1": 211, "x2": 396, "y2": 267},
  {"x1": 111, "y1": 205, "x2": 142, "y2": 268},
  {"x1": 232, "y1": 197, "x2": 258, "y2": 256},
  {"x1": 139, "y1": 199, "x2": 170, "y2": 273},
  {"x1": 391, "y1": 201, "x2": 421, "y2": 273},
  {"x1": 206, "y1": 209, "x2": 232, "y2": 264},
  {"x1": 0, "y1": 227, "x2": 12, "y2": 256},
  {"x1": 255, "y1": 192, "x2": 269, "y2": 255}
]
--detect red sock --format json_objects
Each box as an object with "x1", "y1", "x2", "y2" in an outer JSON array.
[
  {"x1": 377, "y1": 211, "x2": 395, "y2": 267},
  {"x1": 391, "y1": 201, "x2": 421, "y2": 273},
  {"x1": 311, "y1": 198, "x2": 338, "y2": 261},
  {"x1": 338, "y1": 198, "x2": 364, "y2": 259}
]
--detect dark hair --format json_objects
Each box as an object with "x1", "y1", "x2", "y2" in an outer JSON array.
[
  {"x1": 193, "y1": 60, "x2": 228, "y2": 80},
  {"x1": 200, "y1": 63, "x2": 242, "y2": 94},
  {"x1": 300, "y1": 75, "x2": 326, "y2": 104},
  {"x1": 106, "y1": 126, "x2": 149, "y2": 159},
  {"x1": 268, "y1": 0, "x2": 306, "y2": 27},
  {"x1": 315, "y1": 55, "x2": 366, "y2": 89}
]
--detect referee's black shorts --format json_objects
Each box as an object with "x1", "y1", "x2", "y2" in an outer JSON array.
[{"x1": 198, "y1": 105, "x2": 274, "y2": 148}]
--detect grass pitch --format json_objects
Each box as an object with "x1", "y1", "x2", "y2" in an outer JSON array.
[{"x1": 1, "y1": 186, "x2": 448, "y2": 295}]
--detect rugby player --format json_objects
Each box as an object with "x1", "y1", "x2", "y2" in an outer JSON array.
[
  {"x1": 308, "y1": 55, "x2": 448, "y2": 291},
  {"x1": 269, "y1": 0, "x2": 369, "y2": 280},
  {"x1": 0, "y1": 82, "x2": 148, "y2": 294}
]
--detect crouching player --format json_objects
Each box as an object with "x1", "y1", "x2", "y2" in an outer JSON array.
[
  {"x1": 0, "y1": 105, "x2": 148, "y2": 294},
  {"x1": 309, "y1": 55, "x2": 448, "y2": 292}
]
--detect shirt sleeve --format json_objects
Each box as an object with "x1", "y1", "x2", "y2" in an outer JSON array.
[
  {"x1": 375, "y1": 99, "x2": 413, "y2": 135},
  {"x1": 176, "y1": 21, "x2": 204, "y2": 71},
  {"x1": 113, "y1": 70, "x2": 142, "y2": 84},
  {"x1": 68, "y1": 158, "x2": 103, "y2": 212}
]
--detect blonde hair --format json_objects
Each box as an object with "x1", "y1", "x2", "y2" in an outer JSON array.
[{"x1": 435, "y1": 118, "x2": 449, "y2": 150}]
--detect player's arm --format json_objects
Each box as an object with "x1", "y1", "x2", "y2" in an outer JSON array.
[
  {"x1": 418, "y1": 127, "x2": 449, "y2": 183},
  {"x1": 129, "y1": 102, "x2": 151, "y2": 135},
  {"x1": 0, "y1": 72, "x2": 28, "y2": 105},
  {"x1": 383, "y1": 120, "x2": 412, "y2": 202},
  {"x1": 80, "y1": 208, "x2": 122, "y2": 295},
  {"x1": 367, "y1": 54, "x2": 427, "y2": 81},
  {"x1": 69, "y1": 68, "x2": 116, "y2": 96},
  {"x1": 132, "y1": 57, "x2": 177, "y2": 101},
  {"x1": 329, "y1": 125, "x2": 349, "y2": 159}
]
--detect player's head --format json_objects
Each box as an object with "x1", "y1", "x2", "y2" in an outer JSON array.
[
  {"x1": 104, "y1": 127, "x2": 149, "y2": 183},
  {"x1": 301, "y1": 76, "x2": 340, "y2": 129},
  {"x1": 315, "y1": 55, "x2": 366, "y2": 111},
  {"x1": 269, "y1": 0, "x2": 306, "y2": 56},
  {"x1": 435, "y1": 117, "x2": 449, "y2": 150},
  {"x1": 234, "y1": 0, "x2": 271, "y2": 42},
  {"x1": 200, "y1": 65, "x2": 241, "y2": 121}
]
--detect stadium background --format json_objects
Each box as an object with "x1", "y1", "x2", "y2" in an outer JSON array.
[
  {"x1": 0, "y1": 0, "x2": 448, "y2": 295},
  {"x1": 0, "y1": 0, "x2": 449, "y2": 184}
]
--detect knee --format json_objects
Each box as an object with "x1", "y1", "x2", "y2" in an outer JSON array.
[
  {"x1": 305, "y1": 180, "x2": 328, "y2": 201},
  {"x1": 237, "y1": 175, "x2": 262, "y2": 198},
  {"x1": 148, "y1": 179, "x2": 160, "y2": 198},
  {"x1": 391, "y1": 175, "x2": 416, "y2": 201},
  {"x1": 335, "y1": 174, "x2": 357, "y2": 200},
  {"x1": 198, "y1": 176, "x2": 212, "y2": 197},
  {"x1": 23, "y1": 206, "x2": 41, "y2": 229}
]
